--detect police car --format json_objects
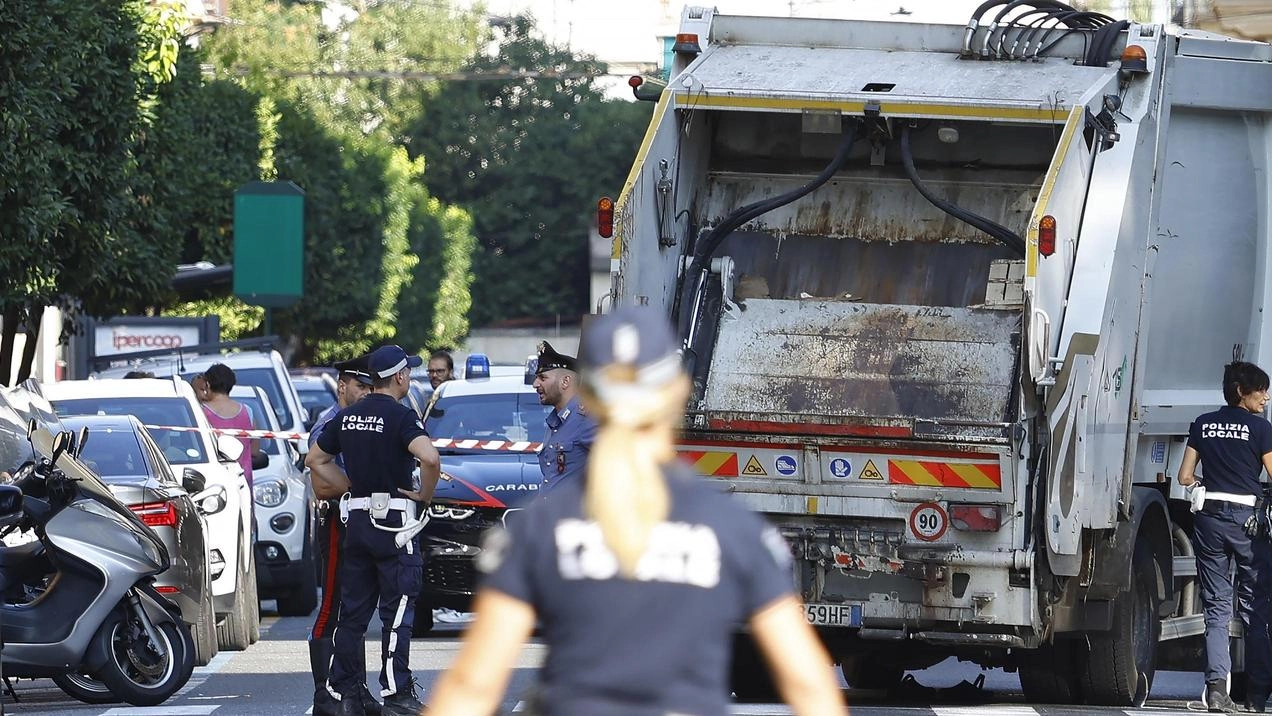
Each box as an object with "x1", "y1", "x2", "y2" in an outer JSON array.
[{"x1": 415, "y1": 355, "x2": 548, "y2": 633}]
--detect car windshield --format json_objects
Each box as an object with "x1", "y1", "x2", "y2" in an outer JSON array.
[
  {"x1": 425, "y1": 392, "x2": 549, "y2": 443},
  {"x1": 235, "y1": 394, "x2": 279, "y2": 455},
  {"x1": 67, "y1": 423, "x2": 150, "y2": 478},
  {"x1": 297, "y1": 386, "x2": 334, "y2": 415},
  {"x1": 52, "y1": 397, "x2": 207, "y2": 465},
  {"x1": 181, "y1": 367, "x2": 294, "y2": 431}
]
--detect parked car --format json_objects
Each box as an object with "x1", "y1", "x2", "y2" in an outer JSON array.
[
  {"x1": 44, "y1": 378, "x2": 260, "y2": 651},
  {"x1": 288, "y1": 370, "x2": 338, "y2": 429},
  {"x1": 60, "y1": 414, "x2": 218, "y2": 668},
  {"x1": 96, "y1": 342, "x2": 309, "y2": 454},
  {"x1": 231, "y1": 385, "x2": 318, "y2": 616},
  {"x1": 414, "y1": 369, "x2": 549, "y2": 634}
]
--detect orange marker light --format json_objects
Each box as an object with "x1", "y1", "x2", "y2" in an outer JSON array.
[
  {"x1": 1120, "y1": 44, "x2": 1148, "y2": 73},
  {"x1": 597, "y1": 197, "x2": 614, "y2": 238},
  {"x1": 1038, "y1": 215, "x2": 1057, "y2": 257}
]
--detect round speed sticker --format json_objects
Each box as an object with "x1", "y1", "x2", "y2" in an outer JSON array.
[{"x1": 909, "y1": 502, "x2": 948, "y2": 542}]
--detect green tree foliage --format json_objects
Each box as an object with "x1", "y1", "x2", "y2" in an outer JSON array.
[
  {"x1": 195, "y1": 0, "x2": 481, "y2": 360},
  {"x1": 0, "y1": 0, "x2": 186, "y2": 382},
  {"x1": 404, "y1": 16, "x2": 653, "y2": 326}
]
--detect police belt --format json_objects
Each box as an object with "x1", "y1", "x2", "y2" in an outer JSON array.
[
  {"x1": 1206, "y1": 491, "x2": 1257, "y2": 507},
  {"x1": 338, "y1": 492, "x2": 430, "y2": 548}
]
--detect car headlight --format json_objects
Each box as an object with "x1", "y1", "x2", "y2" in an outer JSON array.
[
  {"x1": 428, "y1": 503, "x2": 476, "y2": 521},
  {"x1": 253, "y1": 480, "x2": 287, "y2": 508}
]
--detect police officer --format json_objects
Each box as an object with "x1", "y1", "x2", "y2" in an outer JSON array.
[
  {"x1": 532, "y1": 341, "x2": 597, "y2": 492},
  {"x1": 428, "y1": 307, "x2": 846, "y2": 715},
  {"x1": 1178, "y1": 360, "x2": 1272, "y2": 713},
  {"x1": 307, "y1": 355, "x2": 377, "y2": 716},
  {"x1": 306, "y1": 345, "x2": 442, "y2": 716}
]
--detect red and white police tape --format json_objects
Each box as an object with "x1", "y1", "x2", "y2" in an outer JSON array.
[{"x1": 141, "y1": 424, "x2": 542, "y2": 453}]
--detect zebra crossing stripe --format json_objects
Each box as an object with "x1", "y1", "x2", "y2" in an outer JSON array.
[{"x1": 102, "y1": 707, "x2": 219, "y2": 715}]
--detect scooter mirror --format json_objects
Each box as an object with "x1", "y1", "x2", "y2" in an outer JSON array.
[
  {"x1": 0, "y1": 484, "x2": 22, "y2": 526},
  {"x1": 25, "y1": 419, "x2": 36, "y2": 438},
  {"x1": 49, "y1": 431, "x2": 72, "y2": 464},
  {"x1": 71, "y1": 426, "x2": 89, "y2": 459},
  {"x1": 215, "y1": 434, "x2": 244, "y2": 463}
]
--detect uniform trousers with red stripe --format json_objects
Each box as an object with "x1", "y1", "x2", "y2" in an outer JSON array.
[{"x1": 309, "y1": 501, "x2": 374, "y2": 690}]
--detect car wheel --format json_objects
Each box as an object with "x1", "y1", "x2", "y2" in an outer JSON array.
[
  {"x1": 276, "y1": 519, "x2": 319, "y2": 617},
  {"x1": 217, "y1": 541, "x2": 255, "y2": 651},
  {"x1": 194, "y1": 587, "x2": 218, "y2": 666},
  {"x1": 247, "y1": 554, "x2": 261, "y2": 643}
]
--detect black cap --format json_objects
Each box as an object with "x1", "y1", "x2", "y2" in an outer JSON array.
[
  {"x1": 535, "y1": 341, "x2": 578, "y2": 374},
  {"x1": 333, "y1": 354, "x2": 374, "y2": 386},
  {"x1": 579, "y1": 306, "x2": 681, "y2": 389}
]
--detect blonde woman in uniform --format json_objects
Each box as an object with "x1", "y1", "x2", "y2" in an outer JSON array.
[{"x1": 429, "y1": 306, "x2": 845, "y2": 715}]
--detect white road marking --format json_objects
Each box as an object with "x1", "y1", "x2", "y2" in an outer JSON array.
[
  {"x1": 933, "y1": 709, "x2": 1037, "y2": 716},
  {"x1": 102, "y1": 707, "x2": 219, "y2": 715}
]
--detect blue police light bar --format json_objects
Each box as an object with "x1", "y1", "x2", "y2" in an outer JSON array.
[
  {"x1": 465, "y1": 353, "x2": 491, "y2": 379},
  {"x1": 524, "y1": 355, "x2": 539, "y2": 386}
]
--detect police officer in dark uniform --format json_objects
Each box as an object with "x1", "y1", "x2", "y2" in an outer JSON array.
[
  {"x1": 306, "y1": 345, "x2": 442, "y2": 716},
  {"x1": 308, "y1": 355, "x2": 378, "y2": 716},
  {"x1": 1178, "y1": 361, "x2": 1272, "y2": 713},
  {"x1": 428, "y1": 307, "x2": 845, "y2": 714},
  {"x1": 532, "y1": 341, "x2": 597, "y2": 493}
]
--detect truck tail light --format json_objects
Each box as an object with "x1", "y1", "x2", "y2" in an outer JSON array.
[
  {"x1": 1038, "y1": 215, "x2": 1057, "y2": 257},
  {"x1": 597, "y1": 197, "x2": 614, "y2": 238},
  {"x1": 131, "y1": 501, "x2": 178, "y2": 528},
  {"x1": 950, "y1": 504, "x2": 1001, "y2": 532}
]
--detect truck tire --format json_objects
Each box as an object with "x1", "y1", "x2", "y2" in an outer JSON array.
[
  {"x1": 729, "y1": 633, "x2": 778, "y2": 702},
  {"x1": 1018, "y1": 639, "x2": 1084, "y2": 704},
  {"x1": 1080, "y1": 540, "x2": 1159, "y2": 706},
  {"x1": 194, "y1": 589, "x2": 218, "y2": 666},
  {"x1": 840, "y1": 657, "x2": 905, "y2": 690}
]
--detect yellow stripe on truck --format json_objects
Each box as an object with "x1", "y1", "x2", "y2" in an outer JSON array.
[
  {"x1": 948, "y1": 463, "x2": 1001, "y2": 489},
  {"x1": 1026, "y1": 105, "x2": 1085, "y2": 278},
  {"x1": 891, "y1": 460, "x2": 944, "y2": 487},
  {"x1": 613, "y1": 90, "x2": 673, "y2": 260},
  {"x1": 671, "y1": 92, "x2": 1071, "y2": 123}
]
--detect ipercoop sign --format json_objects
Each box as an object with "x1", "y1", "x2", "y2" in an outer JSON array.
[{"x1": 95, "y1": 325, "x2": 203, "y2": 357}]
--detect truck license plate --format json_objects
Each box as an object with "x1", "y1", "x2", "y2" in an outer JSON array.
[{"x1": 803, "y1": 603, "x2": 861, "y2": 627}]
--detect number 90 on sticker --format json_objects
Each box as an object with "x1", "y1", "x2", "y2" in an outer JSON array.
[{"x1": 909, "y1": 502, "x2": 948, "y2": 541}]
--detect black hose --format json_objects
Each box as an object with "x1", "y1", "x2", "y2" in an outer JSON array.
[
  {"x1": 899, "y1": 125, "x2": 1026, "y2": 256},
  {"x1": 683, "y1": 121, "x2": 860, "y2": 283},
  {"x1": 1034, "y1": 12, "x2": 1111, "y2": 57},
  {"x1": 1086, "y1": 19, "x2": 1128, "y2": 66}
]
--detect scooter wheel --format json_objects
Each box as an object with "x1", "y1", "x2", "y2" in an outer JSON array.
[
  {"x1": 93, "y1": 615, "x2": 195, "y2": 707},
  {"x1": 52, "y1": 672, "x2": 119, "y2": 705}
]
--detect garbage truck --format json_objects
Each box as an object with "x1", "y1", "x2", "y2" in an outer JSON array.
[{"x1": 606, "y1": 2, "x2": 1272, "y2": 706}]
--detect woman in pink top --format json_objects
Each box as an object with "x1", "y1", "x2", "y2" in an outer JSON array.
[{"x1": 198, "y1": 363, "x2": 257, "y2": 488}]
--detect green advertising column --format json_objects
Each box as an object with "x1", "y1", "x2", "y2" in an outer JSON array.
[{"x1": 233, "y1": 181, "x2": 305, "y2": 335}]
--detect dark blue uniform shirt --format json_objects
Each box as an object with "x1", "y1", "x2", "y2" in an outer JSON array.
[
  {"x1": 479, "y1": 463, "x2": 794, "y2": 716},
  {"x1": 309, "y1": 403, "x2": 344, "y2": 470},
  {"x1": 537, "y1": 396, "x2": 597, "y2": 492},
  {"x1": 1188, "y1": 404, "x2": 1272, "y2": 496},
  {"x1": 316, "y1": 393, "x2": 428, "y2": 497}
]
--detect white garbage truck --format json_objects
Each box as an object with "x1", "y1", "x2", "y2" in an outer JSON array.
[{"x1": 608, "y1": 2, "x2": 1272, "y2": 706}]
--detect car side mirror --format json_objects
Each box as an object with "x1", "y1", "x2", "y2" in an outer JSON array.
[
  {"x1": 0, "y1": 484, "x2": 23, "y2": 517},
  {"x1": 215, "y1": 434, "x2": 244, "y2": 463},
  {"x1": 50, "y1": 431, "x2": 72, "y2": 464},
  {"x1": 251, "y1": 451, "x2": 269, "y2": 471},
  {"x1": 182, "y1": 468, "x2": 207, "y2": 494}
]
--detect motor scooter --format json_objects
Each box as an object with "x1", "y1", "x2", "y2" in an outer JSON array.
[{"x1": 0, "y1": 421, "x2": 194, "y2": 707}]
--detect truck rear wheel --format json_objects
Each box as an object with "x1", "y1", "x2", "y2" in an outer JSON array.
[
  {"x1": 1081, "y1": 541, "x2": 1159, "y2": 706},
  {"x1": 1018, "y1": 639, "x2": 1084, "y2": 704},
  {"x1": 840, "y1": 657, "x2": 904, "y2": 691},
  {"x1": 729, "y1": 633, "x2": 778, "y2": 702}
]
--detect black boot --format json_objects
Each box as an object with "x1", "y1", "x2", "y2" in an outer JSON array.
[
  {"x1": 309, "y1": 638, "x2": 338, "y2": 716},
  {"x1": 1206, "y1": 680, "x2": 1239, "y2": 713},
  {"x1": 358, "y1": 683, "x2": 382, "y2": 715},
  {"x1": 1247, "y1": 681, "x2": 1271, "y2": 713},
  {"x1": 337, "y1": 694, "x2": 367, "y2": 716}
]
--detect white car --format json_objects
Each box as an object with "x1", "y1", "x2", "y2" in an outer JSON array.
[
  {"x1": 231, "y1": 385, "x2": 318, "y2": 616},
  {"x1": 44, "y1": 378, "x2": 261, "y2": 651},
  {"x1": 96, "y1": 344, "x2": 309, "y2": 454}
]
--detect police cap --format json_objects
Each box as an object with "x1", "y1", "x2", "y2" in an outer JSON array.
[
  {"x1": 535, "y1": 341, "x2": 578, "y2": 374},
  {"x1": 333, "y1": 354, "x2": 374, "y2": 386}
]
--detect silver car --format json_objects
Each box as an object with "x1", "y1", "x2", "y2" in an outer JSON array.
[{"x1": 60, "y1": 414, "x2": 218, "y2": 667}]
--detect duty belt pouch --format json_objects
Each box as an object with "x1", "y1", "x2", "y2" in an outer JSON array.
[
  {"x1": 1252, "y1": 489, "x2": 1272, "y2": 540},
  {"x1": 370, "y1": 492, "x2": 392, "y2": 521}
]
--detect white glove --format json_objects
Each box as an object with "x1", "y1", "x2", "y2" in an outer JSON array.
[{"x1": 1187, "y1": 483, "x2": 1206, "y2": 514}]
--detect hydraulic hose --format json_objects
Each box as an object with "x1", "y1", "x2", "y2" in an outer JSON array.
[
  {"x1": 1086, "y1": 19, "x2": 1129, "y2": 66},
  {"x1": 677, "y1": 121, "x2": 860, "y2": 339},
  {"x1": 899, "y1": 125, "x2": 1026, "y2": 256}
]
